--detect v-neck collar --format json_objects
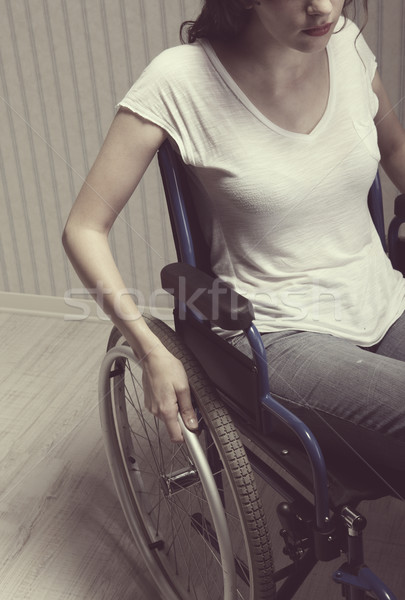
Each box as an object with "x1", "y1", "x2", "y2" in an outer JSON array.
[{"x1": 199, "y1": 37, "x2": 335, "y2": 140}]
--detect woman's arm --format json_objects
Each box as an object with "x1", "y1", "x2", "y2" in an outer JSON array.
[
  {"x1": 62, "y1": 108, "x2": 198, "y2": 442},
  {"x1": 373, "y1": 71, "x2": 405, "y2": 193}
]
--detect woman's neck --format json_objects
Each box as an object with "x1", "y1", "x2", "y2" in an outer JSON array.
[
  {"x1": 211, "y1": 37, "x2": 325, "y2": 93},
  {"x1": 211, "y1": 13, "x2": 326, "y2": 89}
]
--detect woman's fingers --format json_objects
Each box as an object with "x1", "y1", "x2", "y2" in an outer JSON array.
[
  {"x1": 141, "y1": 347, "x2": 199, "y2": 442},
  {"x1": 157, "y1": 385, "x2": 198, "y2": 443},
  {"x1": 176, "y1": 384, "x2": 199, "y2": 432},
  {"x1": 161, "y1": 404, "x2": 184, "y2": 443}
]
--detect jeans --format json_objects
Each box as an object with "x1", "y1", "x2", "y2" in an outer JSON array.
[{"x1": 230, "y1": 311, "x2": 405, "y2": 490}]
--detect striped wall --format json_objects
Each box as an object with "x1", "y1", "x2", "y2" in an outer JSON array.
[{"x1": 0, "y1": 0, "x2": 404, "y2": 302}]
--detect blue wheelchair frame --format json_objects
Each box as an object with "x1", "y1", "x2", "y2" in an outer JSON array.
[{"x1": 158, "y1": 139, "x2": 405, "y2": 600}]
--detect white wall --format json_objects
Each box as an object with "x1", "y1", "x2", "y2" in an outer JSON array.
[{"x1": 0, "y1": 0, "x2": 404, "y2": 302}]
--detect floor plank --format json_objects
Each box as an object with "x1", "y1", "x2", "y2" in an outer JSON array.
[{"x1": 0, "y1": 314, "x2": 158, "y2": 599}]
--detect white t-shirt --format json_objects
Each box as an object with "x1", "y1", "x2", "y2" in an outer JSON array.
[{"x1": 118, "y1": 19, "x2": 405, "y2": 346}]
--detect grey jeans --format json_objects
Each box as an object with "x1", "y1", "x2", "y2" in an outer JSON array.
[{"x1": 230, "y1": 311, "x2": 405, "y2": 485}]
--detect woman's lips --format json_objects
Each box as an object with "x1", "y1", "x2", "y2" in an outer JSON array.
[{"x1": 303, "y1": 23, "x2": 332, "y2": 36}]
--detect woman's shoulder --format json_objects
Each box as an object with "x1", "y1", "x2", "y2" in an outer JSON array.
[
  {"x1": 330, "y1": 17, "x2": 376, "y2": 74},
  {"x1": 145, "y1": 42, "x2": 207, "y2": 77},
  {"x1": 331, "y1": 17, "x2": 361, "y2": 48}
]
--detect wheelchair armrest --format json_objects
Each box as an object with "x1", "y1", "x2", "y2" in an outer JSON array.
[
  {"x1": 161, "y1": 262, "x2": 255, "y2": 330},
  {"x1": 394, "y1": 194, "x2": 405, "y2": 220}
]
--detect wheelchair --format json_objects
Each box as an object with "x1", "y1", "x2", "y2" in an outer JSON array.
[{"x1": 98, "y1": 140, "x2": 405, "y2": 600}]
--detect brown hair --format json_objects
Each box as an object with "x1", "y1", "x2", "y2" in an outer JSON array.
[{"x1": 180, "y1": 1, "x2": 368, "y2": 44}]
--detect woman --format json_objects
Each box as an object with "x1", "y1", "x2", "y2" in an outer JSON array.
[{"x1": 63, "y1": 1, "x2": 405, "y2": 478}]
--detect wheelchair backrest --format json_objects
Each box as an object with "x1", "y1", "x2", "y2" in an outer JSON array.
[
  {"x1": 158, "y1": 140, "x2": 212, "y2": 274},
  {"x1": 367, "y1": 171, "x2": 387, "y2": 251}
]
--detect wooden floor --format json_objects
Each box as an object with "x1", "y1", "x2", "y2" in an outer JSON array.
[{"x1": 0, "y1": 312, "x2": 404, "y2": 599}]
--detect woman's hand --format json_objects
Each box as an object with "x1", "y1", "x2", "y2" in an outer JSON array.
[{"x1": 141, "y1": 344, "x2": 199, "y2": 443}]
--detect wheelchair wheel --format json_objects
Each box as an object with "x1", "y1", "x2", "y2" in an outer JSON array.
[{"x1": 99, "y1": 314, "x2": 275, "y2": 600}]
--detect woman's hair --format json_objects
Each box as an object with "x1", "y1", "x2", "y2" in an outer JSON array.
[{"x1": 180, "y1": 0, "x2": 369, "y2": 44}]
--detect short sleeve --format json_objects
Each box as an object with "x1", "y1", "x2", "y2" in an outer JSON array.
[{"x1": 117, "y1": 45, "x2": 203, "y2": 164}]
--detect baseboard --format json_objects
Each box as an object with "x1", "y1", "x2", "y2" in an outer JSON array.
[{"x1": 0, "y1": 292, "x2": 174, "y2": 325}]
